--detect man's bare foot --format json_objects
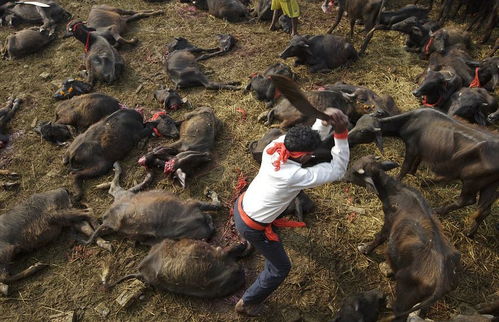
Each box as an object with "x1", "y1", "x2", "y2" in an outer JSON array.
[{"x1": 269, "y1": 24, "x2": 278, "y2": 31}]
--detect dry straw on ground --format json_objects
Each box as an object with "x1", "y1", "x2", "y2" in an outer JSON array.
[{"x1": 0, "y1": 0, "x2": 497, "y2": 321}]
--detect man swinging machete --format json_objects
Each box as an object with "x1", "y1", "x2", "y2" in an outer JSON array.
[{"x1": 234, "y1": 74, "x2": 350, "y2": 316}]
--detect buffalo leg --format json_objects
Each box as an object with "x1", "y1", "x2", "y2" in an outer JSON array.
[
  {"x1": 294, "y1": 197, "x2": 304, "y2": 222},
  {"x1": 397, "y1": 149, "x2": 419, "y2": 180},
  {"x1": 5, "y1": 262, "x2": 48, "y2": 283},
  {"x1": 408, "y1": 156, "x2": 421, "y2": 175},
  {"x1": 327, "y1": 7, "x2": 344, "y2": 34},
  {"x1": 279, "y1": 115, "x2": 304, "y2": 129},
  {"x1": 108, "y1": 162, "x2": 128, "y2": 199},
  {"x1": 73, "y1": 221, "x2": 112, "y2": 252},
  {"x1": 224, "y1": 241, "x2": 253, "y2": 259},
  {"x1": 195, "y1": 201, "x2": 222, "y2": 211},
  {"x1": 0, "y1": 98, "x2": 20, "y2": 129},
  {"x1": 125, "y1": 11, "x2": 163, "y2": 24},
  {"x1": 359, "y1": 223, "x2": 389, "y2": 255},
  {"x1": 129, "y1": 171, "x2": 155, "y2": 193},
  {"x1": 349, "y1": 18, "x2": 356, "y2": 39},
  {"x1": 109, "y1": 28, "x2": 137, "y2": 46},
  {"x1": 480, "y1": 11, "x2": 497, "y2": 44},
  {"x1": 392, "y1": 273, "x2": 425, "y2": 322},
  {"x1": 99, "y1": 6, "x2": 137, "y2": 15},
  {"x1": 48, "y1": 208, "x2": 93, "y2": 226},
  {"x1": 204, "y1": 82, "x2": 240, "y2": 90},
  {"x1": 72, "y1": 160, "x2": 112, "y2": 201},
  {"x1": 467, "y1": 183, "x2": 498, "y2": 237},
  {"x1": 434, "y1": 182, "x2": 477, "y2": 215},
  {"x1": 0, "y1": 245, "x2": 15, "y2": 281}
]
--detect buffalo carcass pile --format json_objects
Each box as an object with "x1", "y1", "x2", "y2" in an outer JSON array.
[{"x1": 0, "y1": 0, "x2": 497, "y2": 320}]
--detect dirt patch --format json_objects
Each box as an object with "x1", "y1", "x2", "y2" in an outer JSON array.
[{"x1": 0, "y1": 0, "x2": 497, "y2": 321}]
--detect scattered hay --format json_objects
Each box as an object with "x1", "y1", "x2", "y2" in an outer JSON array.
[{"x1": 0, "y1": 0, "x2": 497, "y2": 320}]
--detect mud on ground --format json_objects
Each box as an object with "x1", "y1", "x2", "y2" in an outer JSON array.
[{"x1": 0, "y1": 0, "x2": 497, "y2": 321}]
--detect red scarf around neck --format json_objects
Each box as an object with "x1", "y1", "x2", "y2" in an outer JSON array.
[{"x1": 266, "y1": 142, "x2": 310, "y2": 171}]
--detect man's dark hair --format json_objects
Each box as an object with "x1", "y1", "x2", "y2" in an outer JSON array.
[{"x1": 284, "y1": 125, "x2": 322, "y2": 152}]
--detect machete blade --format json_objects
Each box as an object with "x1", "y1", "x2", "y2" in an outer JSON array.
[
  {"x1": 269, "y1": 74, "x2": 331, "y2": 122},
  {"x1": 15, "y1": 1, "x2": 51, "y2": 8}
]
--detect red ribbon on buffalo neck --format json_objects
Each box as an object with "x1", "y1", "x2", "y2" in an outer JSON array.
[
  {"x1": 469, "y1": 67, "x2": 481, "y2": 88},
  {"x1": 266, "y1": 142, "x2": 310, "y2": 171},
  {"x1": 70, "y1": 22, "x2": 91, "y2": 53},
  {"x1": 423, "y1": 37, "x2": 434, "y2": 55}
]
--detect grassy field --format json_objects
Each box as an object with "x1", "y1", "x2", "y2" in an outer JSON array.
[{"x1": 0, "y1": 0, "x2": 497, "y2": 321}]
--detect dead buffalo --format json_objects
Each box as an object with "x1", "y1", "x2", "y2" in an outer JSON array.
[
  {"x1": 63, "y1": 109, "x2": 156, "y2": 200},
  {"x1": 0, "y1": 188, "x2": 94, "y2": 294},
  {"x1": 323, "y1": 82, "x2": 401, "y2": 118},
  {"x1": 331, "y1": 289, "x2": 386, "y2": 322},
  {"x1": 280, "y1": 34, "x2": 358, "y2": 73},
  {"x1": 138, "y1": 106, "x2": 220, "y2": 188},
  {"x1": 66, "y1": 21, "x2": 124, "y2": 84},
  {"x1": 54, "y1": 93, "x2": 120, "y2": 132},
  {"x1": 348, "y1": 109, "x2": 499, "y2": 237},
  {"x1": 473, "y1": 56, "x2": 499, "y2": 91},
  {"x1": 196, "y1": 34, "x2": 237, "y2": 61},
  {"x1": 446, "y1": 87, "x2": 498, "y2": 125},
  {"x1": 165, "y1": 50, "x2": 240, "y2": 90},
  {"x1": 84, "y1": 162, "x2": 219, "y2": 245},
  {"x1": 0, "y1": 0, "x2": 70, "y2": 35},
  {"x1": 85, "y1": 5, "x2": 163, "y2": 46},
  {"x1": 105, "y1": 238, "x2": 251, "y2": 298},
  {"x1": 245, "y1": 62, "x2": 295, "y2": 107},
  {"x1": 0, "y1": 97, "x2": 21, "y2": 149},
  {"x1": 248, "y1": 128, "x2": 285, "y2": 163},
  {"x1": 413, "y1": 47, "x2": 475, "y2": 108},
  {"x1": 325, "y1": 0, "x2": 383, "y2": 38},
  {"x1": 264, "y1": 89, "x2": 365, "y2": 128},
  {"x1": 379, "y1": 4, "x2": 429, "y2": 27},
  {"x1": 2, "y1": 27, "x2": 54, "y2": 59},
  {"x1": 423, "y1": 27, "x2": 472, "y2": 56},
  {"x1": 38, "y1": 93, "x2": 121, "y2": 144},
  {"x1": 166, "y1": 36, "x2": 218, "y2": 54},
  {"x1": 345, "y1": 155, "x2": 460, "y2": 321},
  {"x1": 34, "y1": 121, "x2": 73, "y2": 145},
  {"x1": 154, "y1": 88, "x2": 186, "y2": 111},
  {"x1": 192, "y1": 0, "x2": 249, "y2": 22},
  {"x1": 389, "y1": 17, "x2": 441, "y2": 53},
  {"x1": 53, "y1": 79, "x2": 93, "y2": 100}
]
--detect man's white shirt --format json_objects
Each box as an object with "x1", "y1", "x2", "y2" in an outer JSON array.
[{"x1": 242, "y1": 120, "x2": 350, "y2": 224}]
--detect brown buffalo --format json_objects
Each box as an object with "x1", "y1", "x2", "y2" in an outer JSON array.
[
  {"x1": 84, "y1": 162, "x2": 219, "y2": 245},
  {"x1": 345, "y1": 155, "x2": 460, "y2": 321},
  {"x1": 104, "y1": 238, "x2": 251, "y2": 298}
]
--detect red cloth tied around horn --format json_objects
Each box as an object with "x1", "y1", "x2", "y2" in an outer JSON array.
[{"x1": 266, "y1": 142, "x2": 310, "y2": 171}]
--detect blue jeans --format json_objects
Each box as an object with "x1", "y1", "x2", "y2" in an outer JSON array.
[{"x1": 233, "y1": 198, "x2": 291, "y2": 305}]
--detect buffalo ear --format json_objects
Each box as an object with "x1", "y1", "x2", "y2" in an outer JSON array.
[
  {"x1": 363, "y1": 176, "x2": 378, "y2": 195},
  {"x1": 380, "y1": 161, "x2": 399, "y2": 172}
]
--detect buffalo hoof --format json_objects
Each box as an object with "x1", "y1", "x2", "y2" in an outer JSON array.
[
  {"x1": 204, "y1": 188, "x2": 221, "y2": 207},
  {"x1": 465, "y1": 224, "x2": 479, "y2": 239},
  {"x1": 378, "y1": 262, "x2": 393, "y2": 278},
  {"x1": 0, "y1": 283, "x2": 8, "y2": 296},
  {"x1": 357, "y1": 243, "x2": 370, "y2": 255}
]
